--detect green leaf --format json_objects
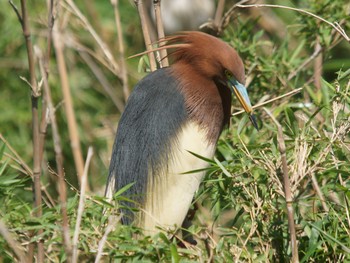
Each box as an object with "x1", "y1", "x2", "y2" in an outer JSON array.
[
  {"x1": 214, "y1": 157, "x2": 231, "y2": 177},
  {"x1": 284, "y1": 107, "x2": 299, "y2": 136},
  {"x1": 236, "y1": 115, "x2": 249, "y2": 135},
  {"x1": 186, "y1": 150, "x2": 215, "y2": 164},
  {"x1": 113, "y1": 182, "x2": 135, "y2": 198},
  {"x1": 308, "y1": 222, "x2": 350, "y2": 254},
  {"x1": 170, "y1": 243, "x2": 179, "y2": 263}
]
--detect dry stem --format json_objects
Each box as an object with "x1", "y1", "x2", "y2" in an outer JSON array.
[
  {"x1": 236, "y1": 3, "x2": 350, "y2": 43},
  {"x1": 94, "y1": 216, "x2": 121, "y2": 263},
  {"x1": 134, "y1": 0, "x2": 157, "y2": 71},
  {"x1": 231, "y1": 87, "x2": 303, "y2": 117},
  {"x1": 213, "y1": 0, "x2": 225, "y2": 30},
  {"x1": 0, "y1": 220, "x2": 27, "y2": 263},
  {"x1": 36, "y1": 46, "x2": 72, "y2": 261},
  {"x1": 72, "y1": 147, "x2": 94, "y2": 263},
  {"x1": 153, "y1": 0, "x2": 169, "y2": 67},
  {"x1": 53, "y1": 17, "x2": 89, "y2": 192},
  {"x1": 79, "y1": 51, "x2": 125, "y2": 112},
  {"x1": 264, "y1": 108, "x2": 299, "y2": 263},
  {"x1": 65, "y1": 0, "x2": 121, "y2": 77},
  {"x1": 111, "y1": 0, "x2": 130, "y2": 101},
  {"x1": 9, "y1": 0, "x2": 44, "y2": 260}
]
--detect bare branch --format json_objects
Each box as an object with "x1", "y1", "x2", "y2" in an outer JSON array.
[
  {"x1": 52, "y1": 17, "x2": 89, "y2": 192},
  {"x1": 111, "y1": 0, "x2": 130, "y2": 101},
  {"x1": 72, "y1": 147, "x2": 94, "y2": 263},
  {"x1": 134, "y1": 0, "x2": 157, "y2": 71},
  {"x1": 79, "y1": 51, "x2": 125, "y2": 112},
  {"x1": 94, "y1": 215, "x2": 121, "y2": 263},
  {"x1": 65, "y1": 0, "x2": 121, "y2": 76},
  {"x1": 264, "y1": 108, "x2": 299, "y2": 263},
  {"x1": 153, "y1": 0, "x2": 169, "y2": 67},
  {"x1": 11, "y1": 0, "x2": 44, "y2": 260},
  {"x1": 236, "y1": 3, "x2": 350, "y2": 43},
  {"x1": 8, "y1": 0, "x2": 23, "y2": 26},
  {"x1": 0, "y1": 220, "x2": 27, "y2": 263},
  {"x1": 36, "y1": 45, "x2": 73, "y2": 261},
  {"x1": 231, "y1": 87, "x2": 303, "y2": 117}
]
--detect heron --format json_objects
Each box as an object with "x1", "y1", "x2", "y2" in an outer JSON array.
[{"x1": 105, "y1": 31, "x2": 258, "y2": 235}]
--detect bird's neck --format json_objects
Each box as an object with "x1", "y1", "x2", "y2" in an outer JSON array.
[{"x1": 170, "y1": 63, "x2": 232, "y2": 144}]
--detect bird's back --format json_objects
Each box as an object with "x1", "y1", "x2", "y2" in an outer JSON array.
[{"x1": 106, "y1": 68, "x2": 186, "y2": 223}]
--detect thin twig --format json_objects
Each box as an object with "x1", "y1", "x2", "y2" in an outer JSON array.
[
  {"x1": 38, "y1": 0, "x2": 55, "y2": 162},
  {"x1": 0, "y1": 134, "x2": 55, "y2": 208},
  {"x1": 231, "y1": 87, "x2": 303, "y2": 116},
  {"x1": 52, "y1": 17, "x2": 89, "y2": 192},
  {"x1": 94, "y1": 216, "x2": 121, "y2": 263},
  {"x1": 72, "y1": 147, "x2": 94, "y2": 263},
  {"x1": 36, "y1": 46, "x2": 73, "y2": 261},
  {"x1": 218, "y1": 0, "x2": 250, "y2": 33},
  {"x1": 264, "y1": 108, "x2": 299, "y2": 263},
  {"x1": 8, "y1": 0, "x2": 23, "y2": 25},
  {"x1": 134, "y1": 0, "x2": 157, "y2": 71},
  {"x1": 66, "y1": 36, "x2": 120, "y2": 77},
  {"x1": 0, "y1": 220, "x2": 27, "y2": 263},
  {"x1": 45, "y1": 0, "x2": 54, "y2": 75},
  {"x1": 288, "y1": 44, "x2": 322, "y2": 81},
  {"x1": 236, "y1": 3, "x2": 350, "y2": 43},
  {"x1": 79, "y1": 51, "x2": 125, "y2": 112},
  {"x1": 111, "y1": 0, "x2": 130, "y2": 101},
  {"x1": 0, "y1": 134, "x2": 32, "y2": 177},
  {"x1": 64, "y1": 0, "x2": 121, "y2": 77},
  {"x1": 153, "y1": 0, "x2": 168, "y2": 67}
]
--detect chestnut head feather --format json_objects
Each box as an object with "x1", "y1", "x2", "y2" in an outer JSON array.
[{"x1": 164, "y1": 31, "x2": 245, "y2": 85}]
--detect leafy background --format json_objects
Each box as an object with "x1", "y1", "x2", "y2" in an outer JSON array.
[{"x1": 0, "y1": 0, "x2": 349, "y2": 262}]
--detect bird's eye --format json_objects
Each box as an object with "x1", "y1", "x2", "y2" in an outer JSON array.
[{"x1": 225, "y1": 69, "x2": 233, "y2": 78}]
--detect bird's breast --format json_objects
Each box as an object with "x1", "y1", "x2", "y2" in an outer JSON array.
[{"x1": 143, "y1": 121, "x2": 216, "y2": 232}]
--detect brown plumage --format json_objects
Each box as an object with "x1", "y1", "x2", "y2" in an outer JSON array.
[{"x1": 105, "y1": 31, "x2": 257, "y2": 235}]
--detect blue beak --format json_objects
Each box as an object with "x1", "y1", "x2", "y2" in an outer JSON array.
[{"x1": 227, "y1": 78, "x2": 258, "y2": 130}]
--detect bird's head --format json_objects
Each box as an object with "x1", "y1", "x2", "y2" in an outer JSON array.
[{"x1": 165, "y1": 31, "x2": 258, "y2": 130}]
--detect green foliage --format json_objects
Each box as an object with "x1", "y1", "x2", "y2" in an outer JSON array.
[{"x1": 0, "y1": 0, "x2": 349, "y2": 261}]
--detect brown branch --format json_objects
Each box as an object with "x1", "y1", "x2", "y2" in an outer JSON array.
[
  {"x1": 72, "y1": 147, "x2": 93, "y2": 263},
  {"x1": 153, "y1": 0, "x2": 168, "y2": 67},
  {"x1": 111, "y1": 0, "x2": 130, "y2": 101},
  {"x1": 9, "y1": 0, "x2": 23, "y2": 25},
  {"x1": 236, "y1": 3, "x2": 350, "y2": 43},
  {"x1": 38, "y1": 0, "x2": 55, "y2": 167},
  {"x1": 264, "y1": 108, "x2": 299, "y2": 263},
  {"x1": 9, "y1": 0, "x2": 44, "y2": 260},
  {"x1": 52, "y1": 19, "x2": 89, "y2": 192},
  {"x1": 213, "y1": 0, "x2": 225, "y2": 30},
  {"x1": 218, "y1": 0, "x2": 251, "y2": 33},
  {"x1": 0, "y1": 220, "x2": 27, "y2": 263},
  {"x1": 36, "y1": 46, "x2": 72, "y2": 261},
  {"x1": 134, "y1": 0, "x2": 157, "y2": 71},
  {"x1": 44, "y1": 0, "x2": 55, "y2": 76}
]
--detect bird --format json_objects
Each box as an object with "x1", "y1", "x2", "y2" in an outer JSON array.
[{"x1": 105, "y1": 31, "x2": 258, "y2": 235}]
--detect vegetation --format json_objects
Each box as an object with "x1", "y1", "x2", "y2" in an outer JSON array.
[{"x1": 0, "y1": 0, "x2": 349, "y2": 262}]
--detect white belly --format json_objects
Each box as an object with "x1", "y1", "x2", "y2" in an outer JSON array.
[{"x1": 143, "y1": 122, "x2": 216, "y2": 233}]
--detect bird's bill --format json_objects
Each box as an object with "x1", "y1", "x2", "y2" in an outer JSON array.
[{"x1": 227, "y1": 79, "x2": 259, "y2": 130}]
